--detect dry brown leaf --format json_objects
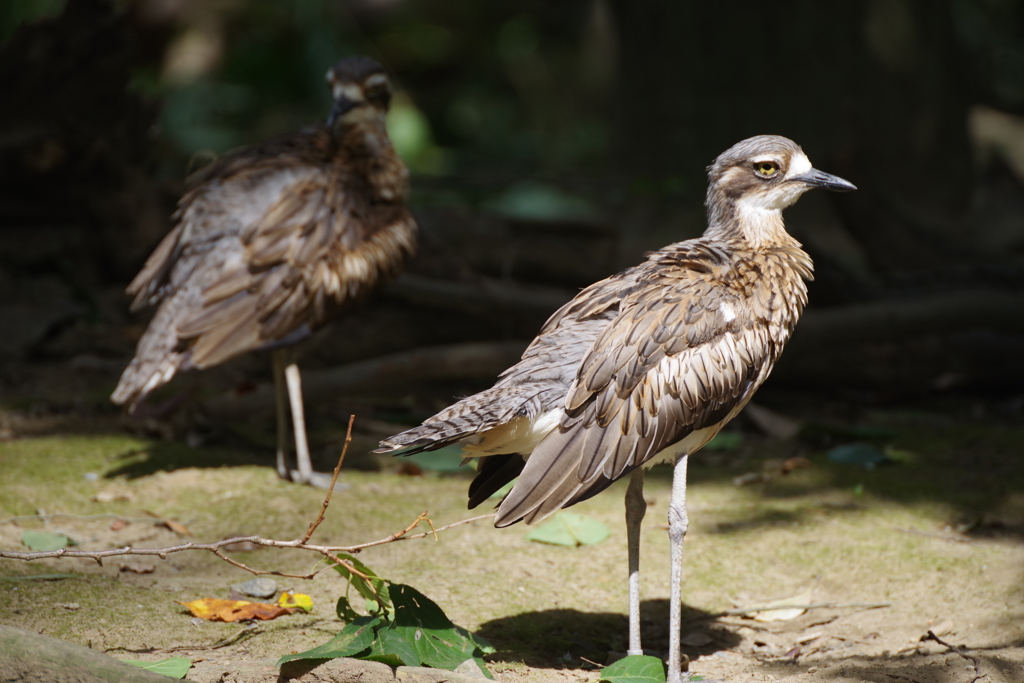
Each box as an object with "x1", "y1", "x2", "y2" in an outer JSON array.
[
  {"x1": 780, "y1": 457, "x2": 814, "y2": 474},
  {"x1": 178, "y1": 598, "x2": 296, "y2": 622},
  {"x1": 109, "y1": 519, "x2": 128, "y2": 531},
  {"x1": 141, "y1": 510, "x2": 192, "y2": 536},
  {"x1": 162, "y1": 519, "x2": 191, "y2": 536},
  {"x1": 119, "y1": 562, "x2": 155, "y2": 574}
]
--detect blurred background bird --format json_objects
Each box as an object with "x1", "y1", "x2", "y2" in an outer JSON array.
[
  {"x1": 111, "y1": 56, "x2": 417, "y2": 486},
  {"x1": 377, "y1": 135, "x2": 855, "y2": 682}
]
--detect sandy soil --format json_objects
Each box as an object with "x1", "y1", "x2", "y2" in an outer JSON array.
[{"x1": 1, "y1": 366, "x2": 1023, "y2": 683}]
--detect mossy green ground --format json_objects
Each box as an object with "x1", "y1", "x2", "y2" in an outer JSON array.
[{"x1": 2, "y1": 408, "x2": 1024, "y2": 683}]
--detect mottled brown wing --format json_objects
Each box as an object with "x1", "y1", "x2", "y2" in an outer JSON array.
[
  {"x1": 125, "y1": 128, "x2": 337, "y2": 313},
  {"x1": 375, "y1": 267, "x2": 641, "y2": 454},
  {"x1": 495, "y1": 265, "x2": 776, "y2": 525},
  {"x1": 174, "y1": 172, "x2": 415, "y2": 369}
]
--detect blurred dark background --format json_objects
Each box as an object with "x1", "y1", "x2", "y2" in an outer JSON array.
[{"x1": 1, "y1": 0, "x2": 1024, "y2": 454}]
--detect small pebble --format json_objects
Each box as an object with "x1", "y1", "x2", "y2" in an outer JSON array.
[{"x1": 230, "y1": 577, "x2": 278, "y2": 599}]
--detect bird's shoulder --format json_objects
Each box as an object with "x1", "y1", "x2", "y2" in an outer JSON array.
[{"x1": 184, "y1": 125, "x2": 336, "y2": 189}]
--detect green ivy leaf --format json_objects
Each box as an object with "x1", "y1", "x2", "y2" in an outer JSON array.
[
  {"x1": 525, "y1": 513, "x2": 609, "y2": 547},
  {"x1": 21, "y1": 531, "x2": 70, "y2": 551},
  {"x1": 598, "y1": 655, "x2": 666, "y2": 683},
  {"x1": 276, "y1": 615, "x2": 382, "y2": 666},
  {"x1": 123, "y1": 657, "x2": 192, "y2": 679}
]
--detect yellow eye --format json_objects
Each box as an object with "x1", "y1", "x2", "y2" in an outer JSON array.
[{"x1": 755, "y1": 161, "x2": 779, "y2": 177}]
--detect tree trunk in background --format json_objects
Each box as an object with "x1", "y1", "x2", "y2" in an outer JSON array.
[{"x1": 608, "y1": 0, "x2": 976, "y2": 277}]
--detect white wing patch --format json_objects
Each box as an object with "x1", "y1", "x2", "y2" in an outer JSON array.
[{"x1": 461, "y1": 409, "x2": 562, "y2": 459}]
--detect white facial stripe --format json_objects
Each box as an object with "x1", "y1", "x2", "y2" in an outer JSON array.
[
  {"x1": 364, "y1": 73, "x2": 388, "y2": 88},
  {"x1": 787, "y1": 153, "x2": 812, "y2": 177},
  {"x1": 750, "y1": 155, "x2": 781, "y2": 165},
  {"x1": 332, "y1": 83, "x2": 365, "y2": 102}
]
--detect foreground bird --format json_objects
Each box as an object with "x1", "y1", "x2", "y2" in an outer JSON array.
[
  {"x1": 377, "y1": 135, "x2": 854, "y2": 681},
  {"x1": 113, "y1": 56, "x2": 416, "y2": 486}
]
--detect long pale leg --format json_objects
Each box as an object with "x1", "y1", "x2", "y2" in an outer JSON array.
[
  {"x1": 625, "y1": 469, "x2": 647, "y2": 656},
  {"x1": 666, "y1": 454, "x2": 690, "y2": 683},
  {"x1": 272, "y1": 349, "x2": 290, "y2": 480},
  {"x1": 283, "y1": 361, "x2": 314, "y2": 485}
]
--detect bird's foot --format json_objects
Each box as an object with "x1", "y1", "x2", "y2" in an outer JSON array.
[{"x1": 286, "y1": 469, "x2": 348, "y2": 491}]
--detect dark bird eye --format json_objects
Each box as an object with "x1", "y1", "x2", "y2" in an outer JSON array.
[
  {"x1": 363, "y1": 79, "x2": 391, "y2": 102},
  {"x1": 755, "y1": 161, "x2": 779, "y2": 177}
]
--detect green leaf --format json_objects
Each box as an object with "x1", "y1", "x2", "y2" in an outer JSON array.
[
  {"x1": 599, "y1": 655, "x2": 666, "y2": 683},
  {"x1": 456, "y1": 625, "x2": 496, "y2": 655},
  {"x1": 276, "y1": 615, "x2": 382, "y2": 666},
  {"x1": 336, "y1": 596, "x2": 360, "y2": 622},
  {"x1": 525, "y1": 513, "x2": 609, "y2": 547},
  {"x1": 378, "y1": 627, "x2": 422, "y2": 666},
  {"x1": 359, "y1": 638, "x2": 405, "y2": 668},
  {"x1": 123, "y1": 657, "x2": 192, "y2": 679},
  {"x1": 331, "y1": 555, "x2": 391, "y2": 612},
  {"x1": 21, "y1": 530, "x2": 70, "y2": 551},
  {"x1": 827, "y1": 443, "x2": 888, "y2": 469},
  {"x1": 383, "y1": 584, "x2": 493, "y2": 677}
]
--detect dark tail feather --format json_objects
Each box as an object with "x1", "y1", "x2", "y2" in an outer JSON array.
[{"x1": 468, "y1": 453, "x2": 526, "y2": 509}]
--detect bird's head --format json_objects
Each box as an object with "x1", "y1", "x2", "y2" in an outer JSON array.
[
  {"x1": 325, "y1": 56, "x2": 392, "y2": 129},
  {"x1": 706, "y1": 135, "x2": 855, "y2": 232}
]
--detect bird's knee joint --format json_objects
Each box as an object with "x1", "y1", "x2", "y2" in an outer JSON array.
[{"x1": 667, "y1": 506, "x2": 688, "y2": 543}]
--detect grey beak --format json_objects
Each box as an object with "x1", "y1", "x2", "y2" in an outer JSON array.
[
  {"x1": 327, "y1": 95, "x2": 357, "y2": 127},
  {"x1": 791, "y1": 168, "x2": 857, "y2": 192}
]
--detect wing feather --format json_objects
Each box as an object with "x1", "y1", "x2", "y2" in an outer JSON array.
[{"x1": 496, "y1": 253, "x2": 795, "y2": 525}]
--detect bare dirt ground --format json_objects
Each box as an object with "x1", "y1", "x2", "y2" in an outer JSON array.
[{"x1": 2, "y1": 360, "x2": 1024, "y2": 683}]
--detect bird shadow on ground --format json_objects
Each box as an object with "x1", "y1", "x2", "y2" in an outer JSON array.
[
  {"x1": 102, "y1": 440, "x2": 277, "y2": 479},
  {"x1": 476, "y1": 601, "x2": 741, "y2": 670}
]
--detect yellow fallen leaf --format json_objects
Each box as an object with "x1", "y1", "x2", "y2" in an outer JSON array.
[
  {"x1": 178, "y1": 598, "x2": 295, "y2": 622},
  {"x1": 278, "y1": 592, "x2": 313, "y2": 613},
  {"x1": 747, "y1": 588, "x2": 815, "y2": 622}
]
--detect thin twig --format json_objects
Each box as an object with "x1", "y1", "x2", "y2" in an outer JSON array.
[
  {"x1": 922, "y1": 630, "x2": 986, "y2": 683},
  {"x1": 0, "y1": 412, "x2": 493, "y2": 580},
  {"x1": 396, "y1": 513, "x2": 495, "y2": 543},
  {"x1": 300, "y1": 415, "x2": 354, "y2": 544},
  {"x1": 105, "y1": 624, "x2": 260, "y2": 654}
]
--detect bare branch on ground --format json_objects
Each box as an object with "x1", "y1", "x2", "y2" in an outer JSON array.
[{"x1": 0, "y1": 416, "x2": 493, "y2": 578}]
